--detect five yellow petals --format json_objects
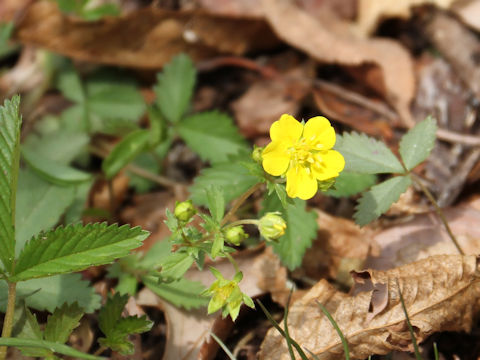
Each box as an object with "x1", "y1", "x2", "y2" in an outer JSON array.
[{"x1": 262, "y1": 114, "x2": 345, "y2": 200}]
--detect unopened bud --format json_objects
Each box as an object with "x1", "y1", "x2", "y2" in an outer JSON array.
[
  {"x1": 252, "y1": 146, "x2": 264, "y2": 164},
  {"x1": 224, "y1": 226, "x2": 248, "y2": 246},
  {"x1": 258, "y1": 212, "x2": 286, "y2": 241},
  {"x1": 174, "y1": 200, "x2": 196, "y2": 222}
]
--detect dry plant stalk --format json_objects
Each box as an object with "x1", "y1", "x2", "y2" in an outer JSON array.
[{"x1": 260, "y1": 255, "x2": 480, "y2": 359}]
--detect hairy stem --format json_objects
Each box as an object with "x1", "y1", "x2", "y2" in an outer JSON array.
[
  {"x1": 220, "y1": 183, "x2": 262, "y2": 227},
  {"x1": 0, "y1": 282, "x2": 17, "y2": 360},
  {"x1": 412, "y1": 174, "x2": 464, "y2": 255}
]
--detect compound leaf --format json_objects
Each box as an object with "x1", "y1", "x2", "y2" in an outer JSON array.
[
  {"x1": 399, "y1": 116, "x2": 437, "y2": 171},
  {"x1": 326, "y1": 171, "x2": 377, "y2": 198},
  {"x1": 44, "y1": 302, "x2": 84, "y2": 343}
]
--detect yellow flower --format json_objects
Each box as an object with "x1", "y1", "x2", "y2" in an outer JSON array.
[{"x1": 262, "y1": 114, "x2": 345, "y2": 200}]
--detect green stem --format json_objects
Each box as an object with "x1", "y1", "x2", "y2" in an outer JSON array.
[
  {"x1": 224, "y1": 253, "x2": 240, "y2": 274},
  {"x1": 0, "y1": 282, "x2": 17, "y2": 360},
  {"x1": 411, "y1": 174, "x2": 464, "y2": 255},
  {"x1": 223, "y1": 219, "x2": 259, "y2": 228},
  {"x1": 220, "y1": 183, "x2": 262, "y2": 227}
]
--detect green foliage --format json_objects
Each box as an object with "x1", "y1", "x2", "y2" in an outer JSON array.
[
  {"x1": 354, "y1": 175, "x2": 412, "y2": 226},
  {"x1": 11, "y1": 223, "x2": 149, "y2": 281},
  {"x1": 98, "y1": 293, "x2": 152, "y2": 355},
  {"x1": 178, "y1": 111, "x2": 249, "y2": 163},
  {"x1": 399, "y1": 116, "x2": 437, "y2": 171},
  {"x1": 102, "y1": 129, "x2": 151, "y2": 179},
  {"x1": 0, "y1": 22, "x2": 16, "y2": 59},
  {"x1": 0, "y1": 96, "x2": 21, "y2": 272},
  {"x1": 326, "y1": 171, "x2": 377, "y2": 198},
  {"x1": 56, "y1": 0, "x2": 120, "y2": 21},
  {"x1": 206, "y1": 186, "x2": 225, "y2": 223},
  {"x1": 335, "y1": 132, "x2": 404, "y2": 174},
  {"x1": 158, "y1": 252, "x2": 195, "y2": 282},
  {"x1": 154, "y1": 53, "x2": 196, "y2": 123},
  {"x1": 262, "y1": 194, "x2": 317, "y2": 270},
  {"x1": 44, "y1": 302, "x2": 84, "y2": 343}
]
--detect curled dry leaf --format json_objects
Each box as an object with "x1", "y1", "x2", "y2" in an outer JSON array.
[
  {"x1": 261, "y1": 0, "x2": 415, "y2": 126},
  {"x1": 260, "y1": 254, "x2": 480, "y2": 360},
  {"x1": 6, "y1": 1, "x2": 278, "y2": 68}
]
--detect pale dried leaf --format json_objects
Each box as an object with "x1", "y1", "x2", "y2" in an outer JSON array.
[
  {"x1": 261, "y1": 0, "x2": 415, "y2": 126},
  {"x1": 453, "y1": 0, "x2": 480, "y2": 32},
  {"x1": 260, "y1": 255, "x2": 480, "y2": 360}
]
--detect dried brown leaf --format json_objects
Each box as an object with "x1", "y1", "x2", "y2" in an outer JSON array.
[
  {"x1": 260, "y1": 255, "x2": 480, "y2": 360},
  {"x1": 261, "y1": 0, "x2": 415, "y2": 126}
]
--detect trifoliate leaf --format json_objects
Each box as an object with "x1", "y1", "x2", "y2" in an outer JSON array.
[
  {"x1": 335, "y1": 132, "x2": 404, "y2": 174},
  {"x1": 15, "y1": 169, "x2": 76, "y2": 253},
  {"x1": 12, "y1": 223, "x2": 149, "y2": 282},
  {"x1": 44, "y1": 302, "x2": 84, "y2": 344},
  {"x1": 261, "y1": 194, "x2": 317, "y2": 270},
  {"x1": 0, "y1": 96, "x2": 21, "y2": 271},
  {"x1": 190, "y1": 157, "x2": 258, "y2": 206},
  {"x1": 0, "y1": 274, "x2": 101, "y2": 313},
  {"x1": 206, "y1": 186, "x2": 225, "y2": 223},
  {"x1": 399, "y1": 116, "x2": 437, "y2": 171},
  {"x1": 354, "y1": 175, "x2": 412, "y2": 226},
  {"x1": 22, "y1": 148, "x2": 91, "y2": 186},
  {"x1": 154, "y1": 53, "x2": 196, "y2": 123},
  {"x1": 142, "y1": 276, "x2": 208, "y2": 310},
  {"x1": 178, "y1": 111, "x2": 249, "y2": 163},
  {"x1": 326, "y1": 171, "x2": 377, "y2": 198},
  {"x1": 102, "y1": 129, "x2": 150, "y2": 179}
]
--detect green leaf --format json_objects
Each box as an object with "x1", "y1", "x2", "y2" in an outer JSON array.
[
  {"x1": 190, "y1": 157, "x2": 258, "y2": 206},
  {"x1": 11, "y1": 223, "x2": 149, "y2": 282},
  {"x1": 206, "y1": 186, "x2": 225, "y2": 223},
  {"x1": 143, "y1": 276, "x2": 208, "y2": 310},
  {"x1": 335, "y1": 132, "x2": 404, "y2": 174},
  {"x1": 22, "y1": 148, "x2": 91, "y2": 186},
  {"x1": 80, "y1": 3, "x2": 120, "y2": 21},
  {"x1": 99, "y1": 293, "x2": 127, "y2": 336},
  {"x1": 44, "y1": 302, "x2": 84, "y2": 343},
  {"x1": 11, "y1": 304, "x2": 50, "y2": 358},
  {"x1": 354, "y1": 175, "x2": 412, "y2": 226},
  {"x1": 0, "y1": 95, "x2": 22, "y2": 271},
  {"x1": 0, "y1": 22, "x2": 17, "y2": 59},
  {"x1": 178, "y1": 111, "x2": 248, "y2": 163},
  {"x1": 159, "y1": 252, "x2": 194, "y2": 281},
  {"x1": 56, "y1": 62, "x2": 85, "y2": 103},
  {"x1": 102, "y1": 129, "x2": 150, "y2": 179},
  {"x1": 261, "y1": 195, "x2": 317, "y2": 270},
  {"x1": 0, "y1": 274, "x2": 101, "y2": 313},
  {"x1": 211, "y1": 233, "x2": 224, "y2": 259},
  {"x1": 325, "y1": 171, "x2": 377, "y2": 198},
  {"x1": 0, "y1": 338, "x2": 104, "y2": 360},
  {"x1": 155, "y1": 53, "x2": 196, "y2": 123},
  {"x1": 399, "y1": 116, "x2": 437, "y2": 171},
  {"x1": 15, "y1": 169, "x2": 76, "y2": 254}
]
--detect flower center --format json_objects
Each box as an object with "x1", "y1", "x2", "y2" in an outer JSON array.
[{"x1": 288, "y1": 136, "x2": 323, "y2": 170}]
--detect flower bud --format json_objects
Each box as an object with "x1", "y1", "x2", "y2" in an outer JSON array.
[
  {"x1": 174, "y1": 200, "x2": 196, "y2": 222},
  {"x1": 224, "y1": 226, "x2": 248, "y2": 246},
  {"x1": 258, "y1": 212, "x2": 286, "y2": 241},
  {"x1": 251, "y1": 146, "x2": 264, "y2": 164}
]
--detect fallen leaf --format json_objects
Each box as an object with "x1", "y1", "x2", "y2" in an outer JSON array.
[
  {"x1": 6, "y1": 1, "x2": 278, "y2": 69},
  {"x1": 367, "y1": 198, "x2": 480, "y2": 270},
  {"x1": 261, "y1": 0, "x2": 415, "y2": 126},
  {"x1": 452, "y1": 0, "x2": 480, "y2": 32},
  {"x1": 260, "y1": 254, "x2": 480, "y2": 359}
]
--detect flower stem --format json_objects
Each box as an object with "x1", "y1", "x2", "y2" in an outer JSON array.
[
  {"x1": 224, "y1": 252, "x2": 240, "y2": 274},
  {"x1": 220, "y1": 183, "x2": 263, "y2": 227},
  {"x1": 0, "y1": 282, "x2": 17, "y2": 360},
  {"x1": 223, "y1": 219, "x2": 259, "y2": 228},
  {"x1": 411, "y1": 174, "x2": 465, "y2": 255}
]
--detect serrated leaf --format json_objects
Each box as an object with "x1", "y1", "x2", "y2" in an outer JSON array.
[
  {"x1": 102, "y1": 129, "x2": 150, "y2": 179},
  {"x1": 211, "y1": 233, "x2": 225, "y2": 259},
  {"x1": 159, "y1": 251, "x2": 194, "y2": 281},
  {"x1": 99, "y1": 293, "x2": 128, "y2": 337},
  {"x1": 0, "y1": 95, "x2": 21, "y2": 271},
  {"x1": 44, "y1": 302, "x2": 84, "y2": 343},
  {"x1": 399, "y1": 116, "x2": 437, "y2": 171},
  {"x1": 335, "y1": 132, "x2": 404, "y2": 174},
  {"x1": 11, "y1": 223, "x2": 149, "y2": 282},
  {"x1": 206, "y1": 186, "x2": 225, "y2": 223},
  {"x1": 15, "y1": 169, "x2": 76, "y2": 253},
  {"x1": 11, "y1": 304, "x2": 50, "y2": 357},
  {"x1": 114, "y1": 315, "x2": 152, "y2": 335},
  {"x1": 0, "y1": 274, "x2": 101, "y2": 313},
  {"x1": 0, "y1": 338, "x2": 103, "y2": 360},
  {"x1": 22, "y1": 148, "x2": 91, "y2": 186},
  {"x1": 262, "y1": 195, "x2": 317, "y2": 270},
  {"x1": 155, "y1": 53, "x2": 196, "y2": 123},
  {"x1": 326, "y1": 171, "x2": 377, "y2": 198},
  {"x1": 143, "y1": 276, "x2": 208, "y2": 310},
  {"x1": 178, "y1": 111, "x2": 248, "y2": 163},
  {"x1": 190, "y1": 158, "x2": 258, "y2": 206},
  {"x1": 56, "y1": 62, "x2": 85, "y2": 103},
  {"x1": 354, "y1": 175, "x2": 412, "y2": 226}
]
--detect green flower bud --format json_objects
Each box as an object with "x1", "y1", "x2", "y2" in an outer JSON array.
[
  {"x1": 258, "y1": 212, "x2": 286, "y2": 241},
  {"x1": 174, "y1": 200, "x2": 196, "y2": 222},
  {"x1": 224, "y1": 226, "x2": 248, "y2": 246},
  {"x1": 252, "y1": 145, "x2": 264, "y2": 164}
]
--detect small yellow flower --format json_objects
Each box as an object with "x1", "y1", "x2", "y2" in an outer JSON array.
[{"x1": 262, "y1": 114, "x2": 345, "y2": 200}]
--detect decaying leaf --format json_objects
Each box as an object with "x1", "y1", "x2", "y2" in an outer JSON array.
[
  {"x1": 260, "y1": 254, "x2": 480, "y2": 360},
  {"x1": 261, "y1": 0, "x2": 415, "y2": 126},
  {"x1": 6, "y1": 1, "x2": 278, "y2": 69}
]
